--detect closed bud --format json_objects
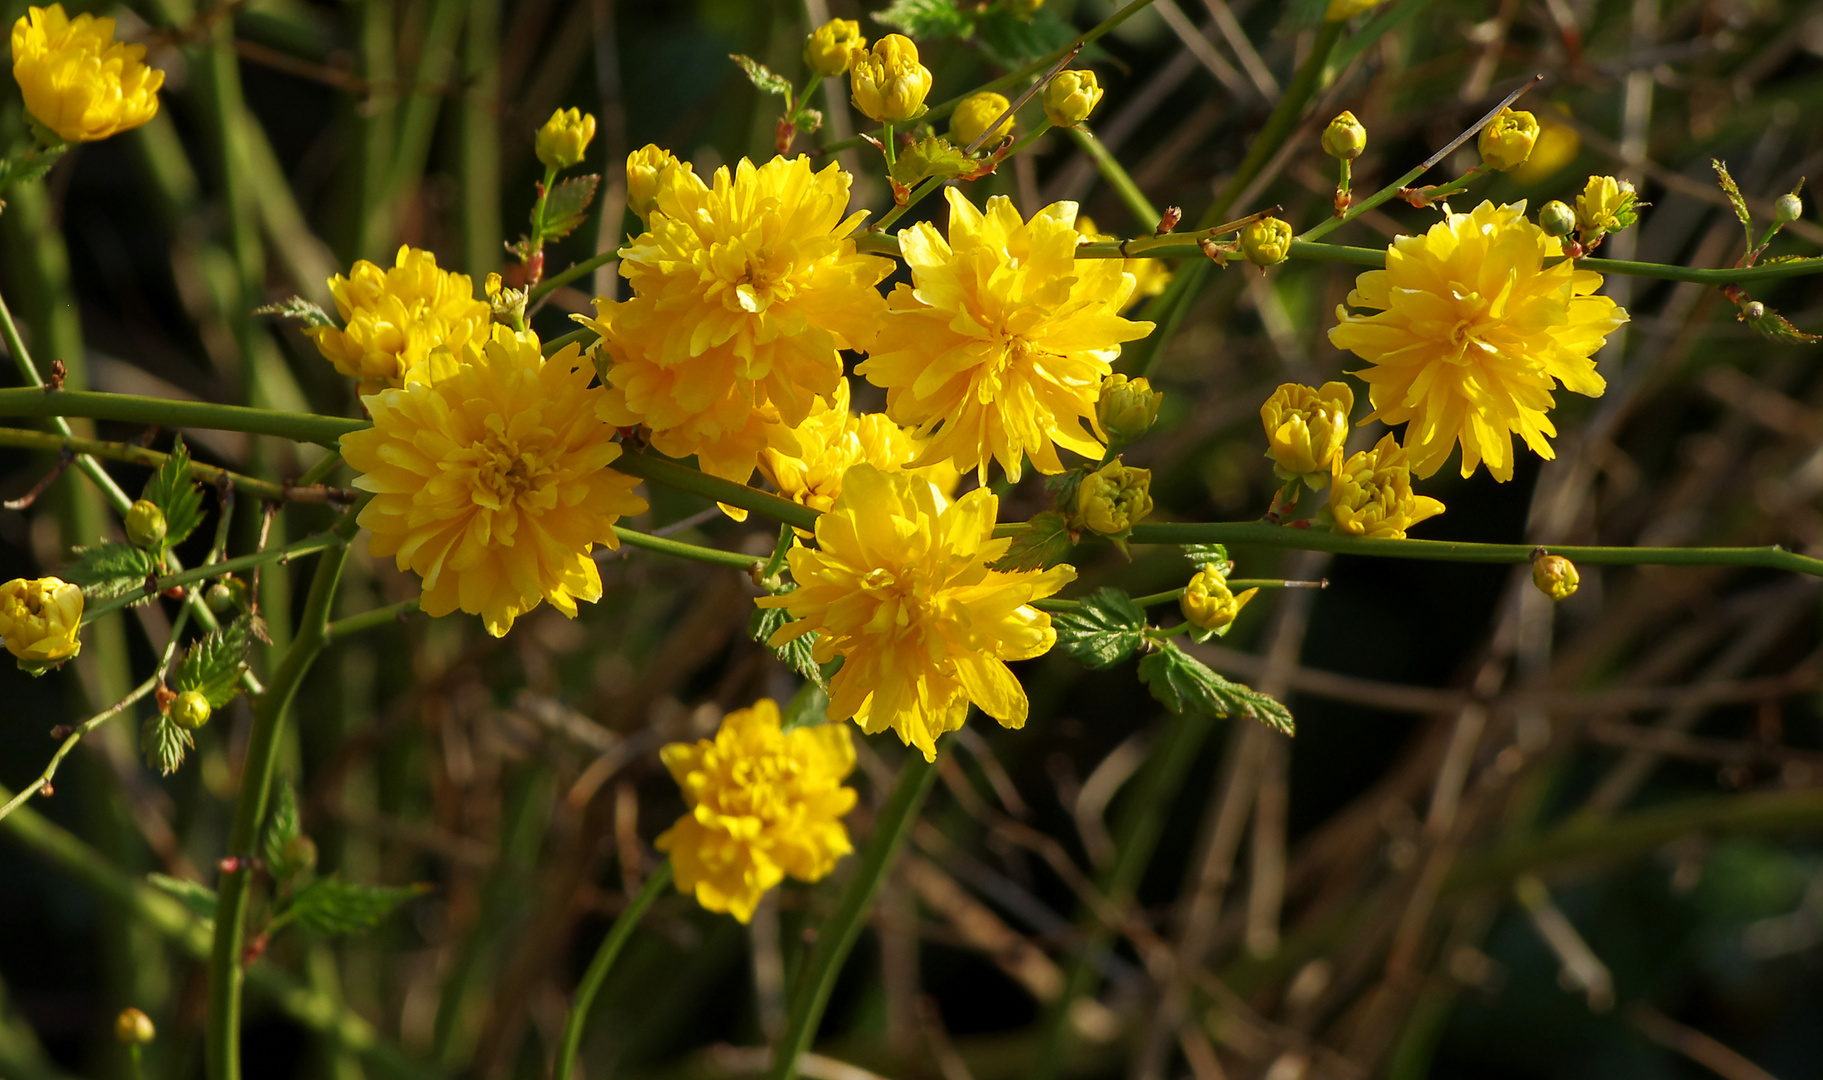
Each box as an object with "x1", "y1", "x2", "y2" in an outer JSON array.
[
  {"x1": 1476, "y1": 108, "x2": 1539, "y2": 172},
  {"x1": 851, "y1": 35, "x2": 932, "y2": 124},
  {"x1": 1744, "y1": 300, "x2": 1766, "y2": 320},
  {"x1": 206, "y1": 582, "x2": 234, "y2": 613},
  {"x1": 1261, "y1": 381, "x2": 1354, "y2": 487},
  {"x1": 1240, "y1": 217, "x2": 1293, "y2": 267},
  {"x1": 1043, "y1": 69, "x2": 1103, "y2": 128},
  {"x1": 171, "y1": 690, "x2": 212, "y2": 729},
  {"x1": 1531, "y1": 553, "x2": 1579, "y2": 601},
  {"x1": 950, "y1": 91, "x2": 1014, "y2": 149},
  {"x1": 115, "y1": 1007, "x2": 155, "y2": 1045},
  {"x1": 126, "y1": 499, "x2": 167, "y2": 549},
  {"x1": 1180, "y1": 565, "x2": 1257, "y2": 634},
  {"x1": 1097, "y1": 374, "x2": 1163, "y2": 448},
  {"x1": 535, "y1": 108, "x2": 595, "y2": 171},
  {"x1": 626, "y1": 145, "x2": 683, "y2": 221},
  {"x1": 282, "y1": 834, "x2": 319, "y2": 878},
  {"x1": 1776, "y1": 193, "x2": 1803, "y2": 223},
  {"x1": 1538, "y1": 200, "x2": 1576, "y2": 237},
  {"x1": 1322, "y1": 110, "x2": 1367, "y2": 161},
  {"x1": 803, "y1": 18, "x2": 866, "y2": 79},
  {"x1": 1075, "y1": 459, "x2": 1153, "y2": 536},
  {"x1": 0, "y1": 576, "x2": 84, "y2": 668}
]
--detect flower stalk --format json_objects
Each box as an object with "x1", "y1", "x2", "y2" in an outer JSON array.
[{"x1": 553, "y1": 861, "x2": 674, "y2": 1080}]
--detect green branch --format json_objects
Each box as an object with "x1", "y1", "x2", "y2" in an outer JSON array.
[
  {"x1": 0, "y1": 426, "x2": 354, "y2": 503},
  {"x1": 323, "y1": 598, "x2": 422, "y2": 644},
  {"x1": 0, "y1": 389, "x2": 363, "y2": 447},
  {"x1": 81, "y1": 529, "x2": 347, "y2": 627},
  {"x1": 607, "y1": 452, "x2": 817, "y2": 533},
  {"x1": 612, "y1": 526, "x2": 764, "y2": 570},
  {"x1": 553, "y1": 861, "x2": 673, "y2": 1080}
]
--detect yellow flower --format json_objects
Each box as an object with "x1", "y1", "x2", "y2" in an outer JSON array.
[
  {"x1": 1261, "y1": 381, "x2": 1353, "y2": 488},
  {"x1": 591, "y1": 155, "x2": 893, "y2": 484},
  {"x1": 342, "y1": 325, "x2": 648, "y2": 638},
  {"x1": 1240, "y1": 217, "x2": 1292, "y2": 267},
  {"x1": 1574, "y1": 175, "x2": 1639, "y2": 235},
  {"x1": 308, "y1": 246, "x2": 491, "y2": 397},
  {"x1": 0, "y1": 576, "x2": 83, "y2": 666},
  {"x1": 1076, "y1": 215, "x2": 1170, "y2": 313},
  {"x1": 535, "y1": 107, "x2": 595, "y2": 170},
  {"x1": 655, "y1": 699, "x2": 857, "y2": 924},
  {"x1": 860, "y1": 189, "x2": 1154, "y2": 483},
  {"x1": 1042, "y1": 70, "x2": 1102, "y2": 128},
  {"x1": 1075, "y1": 459, "x2": 1152, "y2": 536},
  {"x1": 757, "y1": 465, "x2": 1075, "y2": 761},
  {"x1": 1328, "y1": 201, "x2": 1627, "y2": 481},
  {"x1": 758, "y1": 378, "x2": 958, "y2": 521},
  {"x1": 1325, "y1": 0, "x2": 1385, "y2": 19},
  {"x1": 10, "y1": 4, "x2": 162, "y2": 143},
  {"x1": 1477, "y1": 108, "x2": 1540, "y2": 172},
  {"x1": 1180, "y1": 566, "x2": 1256, "y2": 635},
  {"x1": 803, "y1": 18, "x2": 865, "y2": 79},
  {"x1": 950, "y1": 91, "x2": 1013, "y2": 149},
  {"x1": 850, "y1": 34, "x2": 931, "y2": 124},
  {"x1": 1327, "y1": 434, "x2": 1445, "y2": 538},
  {"x1": 626, "y1": 144, "x2": 684, "y2": 221},
  {"x1": 1095, "y1": 373, "x2": 1163, "y2": 447}
]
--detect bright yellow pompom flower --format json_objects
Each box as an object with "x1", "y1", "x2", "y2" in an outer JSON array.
[
  {"x1": 1328, "y1": 201, "x2": 1628, "y2": 482},
  {"x1": 1327, "y1": 434, "x2": 1446, "y2": 539},
  {"x1": 10, "y1": 4, "x2": 162, "y2": 143},
  {"x1": 342, "y1": 325, "x2": 648, "y2": 638},
  {"x1": 592, "y1": 155, "x2": 893, "y2": 484},
  {"x1": 757, "y1": 378, "x2": 958, "y2": 521},
  {"x1": 850, "y1": 33, "x2": 931, "y2": 123},
  {"x1": 309, "y1": 246, "x2": 491, "y2": 397},
  {"x1": 656, "y1": 699, "x2": 857, "y2": 924},
  {"x1": 0, "y1": 576, "x2": 83, "y2": 665},
  {"x1": 1261, "y1": 381, "x2": 1354, "y2": 488},
  {"x1": 757, "y1": 465, "x2": 1076, "y2": 762},
  {"x1": 860, "y1": 189, "x2": 1155, "y2": 483}
]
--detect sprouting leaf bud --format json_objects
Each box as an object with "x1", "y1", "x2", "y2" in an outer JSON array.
[
  {"x1": 1477, "y1": 108, "x2": 1539, "y2": 172},
  {"x1": 1531, "y1": 553, "x2": 1579, "y2": 602},
  {"x1": 115, "y1": 1007, "x2": 155, "y2": 1045},
  {"x1": 282, "y1": 834, "x2": 319, "y2": 879},
  {"x1": 1776, "y1": 193, "x2": 1803, "y2": 223},
  {"x1": 1538, "y1": 200, "x2": 1576, "y2": 238},
  {"x1": 1043, "y1": 70, "x2": 1103, "y2": 128},
  {"x1": 1322, "y1": 111, "x2": 1367, "y2": 161},
  {"x1": 1096, "y1": 374, "x2": 1163, "y2": 448},
  {"x1": 126, "y1": 499, "x2": 167, "y2": 549},
  {"x1": 534, "y1": 108, "x2": 596, "y2": 171},
  {"x1": 803, "y1": 18, "x2": 865, "y2": 79},
  {"x1": 170, "y1": 689, "x2": 212, "y2": 730},
  {"x1": 1240, "y1": 217, "x2": 1293, "y2": 267}
]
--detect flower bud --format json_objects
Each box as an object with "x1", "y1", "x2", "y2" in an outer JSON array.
[
  {"x1": 1477, "y1": 108, "x2": 1539, "y2": 172},
  {"x1": 126, "y1": 499, "x2": 167, "y2": 549},
  {"x1": 626, "y1": 145, "x2": 682, "y2": 221},
  {"x1": 1322, "y1": 111, "x2": 1366, "y2": 161},
  {"x1": 535, "y1": 108, "x2": 596, "y2": 171},
  {"x1": 1075, "y1": 460, "x2": 1153, "y2": 536},
  {"x1": 1538, "y1": 200, "x2": 1576, "y2": 238},
  {"x1": 851, "y1": 35, "x2": 932, "y2": 124},
  {"x1": 1261, "y1": 381, "x2": 1353, "y2": 487},
  {"x1": 1180, "y1": 565, "x2": 1257, "y2": 634},
  {"x1": 206, "y1": 582, "x2": 235, "y2": 613},
  {"x1": 1240, "y1": 217, "x2": 1293, "y2": 267},
  {"x1": 1043, "y1": 70, "x2": 1103, "y2": 128},
  {"x1": 282, "y1": 834, "x2": 319, "y2": 878},
  {"x1": 0, "y1": 576, "x2": 84, "y2": 668},
  {"x1": 170, "y1": 689, "x2": 212, "y2": 730},
  {"x1": 1531, "y1": 554, "x2": 1579, "y2": 601},
  {"x1": 950, "y1": 91, "x2": 1014, "y2": 149},
  {"x1": 1096, "y1": 374, "x2": 1163, "y2": 448},
  {"x1": 115, "y1": 1007, "x2": 155, "y2": 1045},
  {"x1": 803, "y1": 18, "x2": 866, "y2": 79},
  {"x1": 12, "y1": 4, "x2": 164, "y2": 144},
  {"x1": 1776, "y1": 193, "x2": 1803, "y2": 223},
  {"x1": 1574, "y1": 175, "x2": 1640, "y2": 235}
]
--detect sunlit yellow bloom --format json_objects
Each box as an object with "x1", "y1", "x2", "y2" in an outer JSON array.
[
  {"x1": 1043, "y1": 70, "x2": 1102, "y2": 128},
  {"x1": 0, "y1": 576, "x2": 82, "y2": 666},
  {"x1": 758, "y1": 378, "x2": 958, "y2": 521},
  {"x1": 1181, "y1": 566, "x2": 1256, "y2": 634},
  {"x1": 861, "y1": 189, "x2": 1154, "y2": 483},
  {"x1": 757, "y1": 466, "x2": 1075, "y2": 762},
  {"x1": 592, "y1": 155, "x2": 893, "y2": 484},
  {"x1": 950, "y1": 91, "x2": 1013, "y2": 149},
  {"x1": 1076, "y1": 459, "x2": 1152, "y2": 536},
  {"x1": 1532, "y1": 553, "x2": 1579, "y2": 601},
  {"x1": 850, "y1": 34, "x2": 931, "y2": 123},
  {"x1": 1076, "y1": 215, "x2": 1170, "y2": 314},
  {"x1": 10, "y1": 4, "x2": 162, "y2": 143},
  {"x1": 1477, "y1": 108, "x2": 1539, "y2": 172},
  {"x1": 1325, "y1": 0, "x2": 1385, "y2": 19},
  {"x1": 1328, "y1": 201, "x2": 1627, "y2": 481},
  {"x1": 626, "y1": 144, "x2": 684, "y2": 221},
  {"x1": 308, "y1": 246, "x2": 490, "y2": 397},
  {"x1": 1574, "y1": 175, "x2": 1638, "y2": 235},
  {"x1": 656, "y1": 699, "x2": 856, "y2": 923},
  {"x1": 535, "y1": 107, "x2": 595, "y2": 170},
  {"x1": 803, "y1": 18, "x2": 865, "y2": 79},
  {"x1": 1261, "y1": 381, "x2": 1353, "y2": 488},
  {"x1": 1240, "y1": 217, "x2": 1292, "y2": 267},
  {"x1": 343, "y1": 325, "x2": 647, "y2": 638},
  {"x1": 1095, "y1": 373, "x2": 1163, "y2": 447},
  {"x1": 1327, "y1": 434, "x2": 1445, "y2": 538}
]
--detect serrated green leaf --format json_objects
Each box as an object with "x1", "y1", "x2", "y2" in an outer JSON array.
[
  {"x1": 252, "y1": 296, "x2": 336, "y2": 329},
  {"x1": 174, "y1": 618, "x2": 251, "y2": 708},
  {"x1": 975, "y1": 6, "x2": 1076, "y2": 66},
  {"x1": 874, "y1": 0, "x2": 973, "y2": 40},
  {"x1": 286, "y1": 876, "x2": 430, "y2": 936},
  {"x1": 1744, "y1": 305, "x2": 1823, "y2": 344},
  {"x1": 0, "y1": 143, "x2": 66, "y2": 194},
  {"x1": 1052, "y1": 588, "x2": 1147, "y2": 670},
  {"x1": 750, "y1": 601, "x2": 826, "y2": 690},
  {"x1": 540, "y1": 173, "x2": 600, "y2": 240},
  {"x1": 65, "y1": 541, "x2": 156, "y2": 601},
  {"x1": 1045, "y1": 468, "x2": 1089, "y2": 524},
  {"x1": 731, "y1": 53, "x2": 793, "y2": 99},
  {"x1": 780, "y1": 680, "x2": 830, "y2": 732},
  {"x1": 263, "y1": 782, "x2": 307, "y2": 886},
  {"x1": 140, "y1": 712, "x2": 194, "y2": 775},
  {"x1": 890, "y1": 135, "x2": 978, "y2": 190},
  {"x1": 142, "y1": 436, "x2": 206, "y2": 549},
  {"x1": 1138, "y1": 641, "x2": 1294, "y2": 734},
  {"x1": 148, "y1": 873, "x2": 217, "y2": 923},
  {"x1": 1713, "y1": 159, "x2": 1753, "y2": 245},
  {"x1": 989, "y1": 511, "x2": 1076, "y2": 572},
  {"x1": 1181, "y1": 543, "x2": 1232, "y2": 572}
]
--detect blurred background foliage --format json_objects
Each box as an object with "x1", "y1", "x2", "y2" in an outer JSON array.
[{"x1": 4, "y1": 0, "x2": 1823, "y2": 1078}]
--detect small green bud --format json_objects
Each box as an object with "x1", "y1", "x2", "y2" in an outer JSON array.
[
  {"x1": 1321, "y1": 111, "x2": 1366, "y2": 161},
  {"x1": 126, "y1": 499, "x2": 167, "y2": 549},
  {"x1": 1776, "y1": 193, "x2": 1803, "y2": 223},
  {"x1": 1531, "y1": 553, "x2": 1579, "y2": 602},
  {"x1": 115, "y1": 1007, "x2": 155, "y2": 1045},
  {"x1": 1240, "y1": 217, "x2": 1293, "y2": 267},
  {"x1": 205, "y1": 582, "x2": 234, "y2": 613},
  {"x1": 171, "y1": 690, "x2": 212, "y2": 730},
  {"x1": 1538, "y1": 200, "x2": 1576, "y2": 237},
  {"x1": 282, "y1": 834, "x2": 319, "y2": 879}
]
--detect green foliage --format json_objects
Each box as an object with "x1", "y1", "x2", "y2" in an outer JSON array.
[
  {"x1": 252, "y1": 296, "x2": 336, "y2": 328},
  {"x1": 148, "y1": 873, "x2": 218, "y2": 923},
  {"x1": 1052, "y1": 588, "x2": 1147, "y2": 669},
  {"x1": 874, "y1": 0, "x2": 973, "y2": 40},
  {"x1": 0, "y1": 143, "x2": 66, "y2": 200},
  {"x1": 731, "y1": 54, "x2": 793, "y2": 99},
  {"x1": 64, "y1": 541, "x2": 156, "y2": 601},
  {"x1": 140, "y1": 712, "x2": 195, "y2": 776},
  {"x1": 989, "y1": 510, "x2": 1076, "y2": 572},
  {"x1": 750, "y1": 600, "x2": 826, "y2": 690},
  {"x1": 173, "y1": 618, "x2": 252, "y2": 708},
  {"x1": 1741, "y1": 303, "x2": 1822, "y2": 344},
  {"x1": 890, "y1": 135, "x2": 978, "y2": 190},
  {"x1": 1181, "y1": 543, "x2": 1232, "y2": 571},
  {"x1": 975, "y1": 6, "x2": 1076, "y2": 67},
  {"x1": 286, "y1": 877, "x2": 430, "y2": 936},
  {"x1": 141, "y1": 436, "x2": 206, "y2": 551},
  {"x1": 540, "y1": 174, "x2": 600, "y2": 240},
  {"x1": 1713, "y1": 159, "x2": 1752, "y2": 238},
  {"x1": 1138, "y1": 640, "x2": 1294, "y2": 734},
  {"x1": 780, "y1": 681, "x2": 831, "y2": 733},
  {"x1": 262, "y1": 783, "x2": 308, "y2": 887}
]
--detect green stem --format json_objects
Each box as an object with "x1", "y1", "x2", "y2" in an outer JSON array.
[
  {"x1": 322, "y1": 598, "x2": 422, "y2": 644},
  {"x1": 0, "y1": 427, "x2": 353, "y2": 503},
  {"x1": 0, "y1": 668, "x2": 163, "y2": 826},
  {"x1": 607, "y1": 452, "x2": 818, "y2": 533},
  {"x1": 1063, "y1": 126, "x2": 1158, "y2": 225},
  {"x1": 0, "y1": 389, "x2": 364, "y2": 447},
  {"x1": 611, "y1": 526, "x2": 764, "y2": 570},
  {"x1": 81, "y1": 529, "x2": 347, "y2": 628},
  {"x1": 542, "y1": 326, "x2": 598, "y2": 356},
  {"x1": 767, "y1": 753, "x2": 940, "y2": 1080},
  {"x1": 552, "y1": 861, "x2": 674, "y2": 1080},
  {"x1": 528, "y1": 249, "x2": 616, "y2": 305}
]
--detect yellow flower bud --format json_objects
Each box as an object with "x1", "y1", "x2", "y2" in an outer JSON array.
[
  {"x1": 126, "y1": 498, "x2": 167, "y2": 549},
  {"x1": 804, "y1": 18, "x2": 865, "y2": 79},
  {"x1": 850, "y1": 34, "x2": 932, "y2": 124},
  {"x1": 1325, "y1": 0, "x2": 1385, "y2": 19},
  {"x1": 1322, "y1": 110, "x2": 1366, "y2": 160},
  {"x1": 950, "y1": 91, "x2": 1014, "y2": 149},
  {"x1": 1574, "y1": 175, "x2": 1639, "y2": 235},
  {"x1": 1327, "y1": 434, "x2": 1445, "y2": 539},
  {"x1": 0, "y1": 576, "x2": 84, "y2": 667},
  {"x1": 1180, "y1": 565, "x2": 1257, "y2": 634},
  {"x1": 1531, "y1": 554, "x2": 1579, "y2": 601},
  {"x1": 626, "y1": 144, "x2": 682, "y2": 221},
  {"x1": 1261, "y1": 381, "x2": 1353, "y2": 487},
  {"x1": 10, "y1": 3, "x2": 164, "y2": 143},
  {"x1": 1240, "y1": 217, "x2": 1293, "y2": 267},
  {"x1": 1097, "y1": 374, "x2": 1163, "y2": 448},
  {"x1": 170, "y1": 689, "x2": 212, "y2": 730},
  {"x1": 1076, "y1": 460, "x2": 1153, "y2": 536},
  {"x1": 535, "y1": 107, "x2": 595, "y2": 170},
  {"x1": 115, "y1": 1007, "x2": 155, "y2": 1045},
  {"x1": 1043, "y1": 69, "x2": 1102, "y2": 128},
  {"x1": 1476, "y1": 108, "x2": 1539, "y2": 172}
]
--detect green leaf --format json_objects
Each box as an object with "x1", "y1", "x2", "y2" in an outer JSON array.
[
  {"x1": 1279, "y1": 0, "x2": 1332, "y2": 30},
  {"x1": 252, "y1": 296, "x2": 336, "y2": 329},
  {"x1": 174, "y1": 617, "x2": 252, "y2": 708},
  {"x1": 148, "y1": 873, "x2": 217, "y2": 923},
  {"x1": 780, "y1": 680, "x2": 830, "y2": 733},
  {"x1": 874, "y1": 0, "x2": 973, "y2": 40},
  {"x1": 750, "y1": 601, "x2": 827, "y2": 690},
  {"x1": 540, "y1": 174, "x2": 600, "y2": 240},
  {"x1": 1181, "y1": 543, "x2": 1232, "y2": 572},
  {"x1": 64, "y1": 541, "x2": 156, "y2": 601},
  {"x1": 286, "y1": 876, "x2": 430, "y2": 936},
  {"x1": 1137, "y1": 641, "x2": 1294, "y2": 734},
  {"x1": 1743, "y1": 304, "x2": 1822, "y2": 344},
  {"x1": 1712, "y1": 159, "x2": 1753, "y2": 245},
  {"x1": 263, "y1": 782, "x2": 308, "y2": 887},
  {"x1": 1052, "y1": 588, "x2": 1147, "y2": 670},
  {"x1": 975, "y1": 6, "x2": 1076, "y2": 66},
  {"x1": 140, "y1": 712, "x2": 194, "y2": 776},
  {"x1": 0, "y1": 143, "x2": 66, "y2": 195},
  {"x1": 890, "y1": 135, "x2": 978, "y2": 190},
  {"x1": 989, "y1": 510, "x2": 1076, "y2": 572},
  {"x1": 142, "y1": 436, "x2": 206, "y2": 549},
  {"x1": 731, "y1": 53, "x2": 793, "y2": 99}
]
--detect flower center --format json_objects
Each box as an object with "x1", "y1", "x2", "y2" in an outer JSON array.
[{"x1": 475, "y1": 437, "x2": 545, "y2": 508}]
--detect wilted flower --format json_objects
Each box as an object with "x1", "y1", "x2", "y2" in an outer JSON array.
[{"x1": 10, "y1": 3, "x2": 163, "y2": 143}]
